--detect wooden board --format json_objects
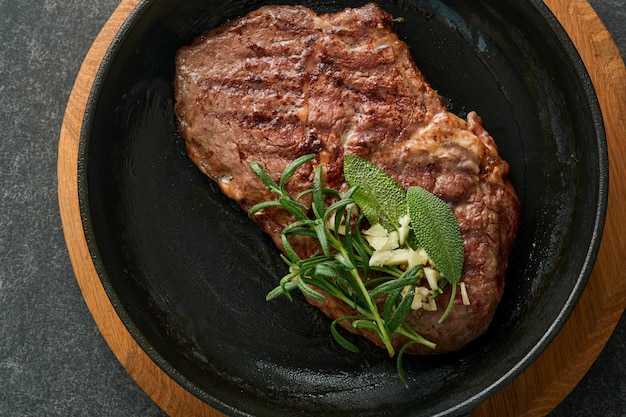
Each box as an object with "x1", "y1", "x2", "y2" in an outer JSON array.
[{"x1": 57, "y1": 1, "x2": 626, "y2": 416}]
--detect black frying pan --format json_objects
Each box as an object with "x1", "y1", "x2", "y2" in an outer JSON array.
[{"x1": 79, "y1": 0, "x2": 608, "y2": 415}]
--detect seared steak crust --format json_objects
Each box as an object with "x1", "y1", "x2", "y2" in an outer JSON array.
[{"x1": 174, "y1": 3, "x2": 520, "y2": 354}]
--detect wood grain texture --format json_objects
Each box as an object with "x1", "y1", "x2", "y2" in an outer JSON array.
[
  {"x1": 471, "y1": 1, "x2": 626, "y2": 414},
  {"x1": 58, "y1": 1, "x2": 626, "y2": 416},
  {"x1": 57, "y1": 1, "x2": 225, "y2": 416}
]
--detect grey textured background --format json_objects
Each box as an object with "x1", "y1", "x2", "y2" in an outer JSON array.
[{"x1": 1, "y1": 0, "x2": 624, "y2": 416}]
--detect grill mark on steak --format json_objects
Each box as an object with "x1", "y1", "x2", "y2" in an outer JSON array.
[{"x1": 174, "y1": 3, "x2": 520, "y2": 354}]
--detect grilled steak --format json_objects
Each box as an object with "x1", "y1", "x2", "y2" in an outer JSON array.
[{"x1": 174, "y1": 3, "x2": 520, "y2": 354}]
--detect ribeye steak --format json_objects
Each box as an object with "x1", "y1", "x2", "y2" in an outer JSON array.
[{"x1": 174, "y1": 3, "x2": 520, "y2": 354}]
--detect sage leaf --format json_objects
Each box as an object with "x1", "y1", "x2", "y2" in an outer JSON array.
[
  {"x1": 343, "y1": 154, "x2": 407, "y2": 233},
  {"x1": 406, "y1": 186, "x2": 464, "y2": 286}
]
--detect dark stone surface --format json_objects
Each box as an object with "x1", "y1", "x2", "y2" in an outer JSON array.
[{"x1": 0, "y1": 0, "x2": 622, "y2": 416}]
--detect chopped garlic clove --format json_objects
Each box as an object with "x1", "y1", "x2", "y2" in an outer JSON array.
[
  {"x1": 386, "y1": 231, "x2": 400, "y2": 249},
  {"x1": 364, "y1": 223, "x2": 399, "y2": 251},
  {"x1": 398, "y1": 214, "x2": 411, "y2": 245},
  {"x1": 367, "y1": 236, "x2": 392, "y2": 251},
  {"x1": 423, "y1": 297, "x2": 437, "y2": 311},
  {"x1": 374, "y1": 231, "x2": 399, "y2": 251},
  {"x1": 363, "y1": 223, "x2": 388, "y2": 237},
  {"x1": 408, "y1": 287, "x2": 432, "y2": 311},
  {"x1": 369, "y1": 250, "x2": 393, "y2": 267},
  {"x1": 382, "y1": 248, "x2": 415, "y2": 265},
  {"x1": 407, "y1": 247, "x2": 430, "y2": 268},
  {"x1": 423, "y1": 267, "x2": 440, "y2": 291},
  {"x1": 416, "y1": 287, "x2": 431, "y2": 298},
  {"x1": 460, "y1": 282, "x2": 470, "y2": 305},
  {"x1": 410, "y1": 290, "x2": 423, "y2": 310}
]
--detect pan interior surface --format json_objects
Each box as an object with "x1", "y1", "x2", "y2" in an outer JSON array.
[{"x1": 79, "y1": 0, "x2": 607, "y2": 416}]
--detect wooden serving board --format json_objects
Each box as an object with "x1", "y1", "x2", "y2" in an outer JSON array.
[{"x1": 58, "y1": 0, "x2": 626, "y2": 416}]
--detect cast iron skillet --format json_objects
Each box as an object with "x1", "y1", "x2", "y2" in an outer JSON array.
[{"x1": 79, "y1": 0, "x2": 608, "y2": 415}]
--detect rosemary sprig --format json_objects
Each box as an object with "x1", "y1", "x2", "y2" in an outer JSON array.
[{"x1": 249, "y1": 155, "x2": 446, "y2": 386}]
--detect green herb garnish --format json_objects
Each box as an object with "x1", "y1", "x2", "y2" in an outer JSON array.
[
  {"x1": 407, "y1": 186, "x2": 464, "y2": 323},
  {"x1": 248, "y1": 154, "x2": 464, "y2": 387},
  {"x1": 343, "y1": 154, "x2": 407, "y2": 234}
]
